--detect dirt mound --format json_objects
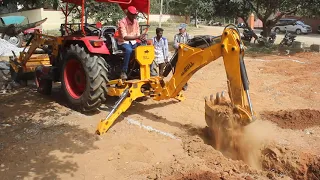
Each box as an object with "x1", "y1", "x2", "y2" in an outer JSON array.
[
  {"x1": 165, "y1": 171, "x2": 221, "y2": 180},
  {"x1": 260, "y1": 109, "x2": 320, "y2": 130},
  {"x1": 261, "y1": 145, "x2": 320, "y2": 179}
]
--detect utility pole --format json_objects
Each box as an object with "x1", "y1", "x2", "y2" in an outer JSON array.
[{"x1": 159, "y1": 0, "x2": 163, "y2": 27}]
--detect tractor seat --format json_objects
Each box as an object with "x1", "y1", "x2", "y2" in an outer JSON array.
[
  {"x1": 103, "y1": 27, "x2": 124, "y2": 56},
  {"x1": 108, "y1": 34, "x2": 124, "y2": 56}
]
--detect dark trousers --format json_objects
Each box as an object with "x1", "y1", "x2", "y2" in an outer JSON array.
[{"x1": 120, "y1": 42, "x2": 138, "y2": 72}]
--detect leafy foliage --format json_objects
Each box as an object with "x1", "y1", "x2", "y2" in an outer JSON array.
[
  {"x1": 166, "y1": 0, "x2": 214, "y2": 19},
  {"x1": 0, "y1": 0, "x2": 60, "y2": 11},
  {"x1": 84, "y1": 0, "x2": 123, "y2": 25},
  {"x1": 212, "y1": 0, "x2": 320, "y2": 37}
]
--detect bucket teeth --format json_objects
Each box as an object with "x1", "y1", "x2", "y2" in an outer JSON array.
[{"x1": 210, "y1": 94, "x2": 214, "y2": 103}]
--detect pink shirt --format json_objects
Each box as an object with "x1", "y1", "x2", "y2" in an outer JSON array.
[{"x1": 117, "y1": 17, "x2": 140, "y2": 45}]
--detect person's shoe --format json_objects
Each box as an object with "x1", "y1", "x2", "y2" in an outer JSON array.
[{"x1": 120, "y1": 72, "x2": 128, "y2": 80}]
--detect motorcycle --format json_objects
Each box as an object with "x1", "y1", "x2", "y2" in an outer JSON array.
[
  {"x1": 279, "y1": 29, "x2": 296, "y2": 47},
  {"x1": 254, "y1": 31, "x2": 277, "y2": 46},
  {"x1": 241, "y1": 28, "x2": 255, "y2": 42}
]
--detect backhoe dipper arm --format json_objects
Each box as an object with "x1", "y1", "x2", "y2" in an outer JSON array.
[{"x1": 159, "y1": 26, "x2": 254, "y2": 125}]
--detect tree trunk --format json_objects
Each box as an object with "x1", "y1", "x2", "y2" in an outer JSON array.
[
  {"x1": 262, "y1": 20, "x2": 272, "y2": 37},
  {"x1": 195, "y1": 9, "x2": 198, "y2": 27}
]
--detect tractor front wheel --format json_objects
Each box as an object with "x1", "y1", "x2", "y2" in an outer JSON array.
[{"x1": 61, "y1": 44, "x2": 109, "y2": 112}]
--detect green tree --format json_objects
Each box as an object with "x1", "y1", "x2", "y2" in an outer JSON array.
[
  {"x1": 212, "y1": 0, "x2": 320, "y2": 37},
  {"x1": 150, "y1": 0, "x2": 161, "y2": 14},
  {"x1": 0, "y1": 0, "x2": 60, "y2": 13},
  {"x1": 90, "y1": 1, "x2": 123, "y2": 25},
  {"x1": 165, "y1": 0, "x2": 215, "y2": 26}
]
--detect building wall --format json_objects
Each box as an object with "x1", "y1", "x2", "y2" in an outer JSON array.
[
  {"x1": 0, "y1": 8, "x2": 43, "y2": 24},
  {"x1": 41, "y1": 9, "x2": 66, "y2": 30},
  {"x1": 147, "y1": 14, "x2": 190, "y2": 24}
]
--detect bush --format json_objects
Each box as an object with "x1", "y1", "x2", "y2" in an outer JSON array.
[{"x1": 245, "y1": 43, "x2": 279, "y2": 55}]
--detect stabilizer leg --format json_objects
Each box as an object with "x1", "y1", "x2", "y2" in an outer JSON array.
[{"x1": 96, "y1": 88, "x2": 133, "y2": 135}]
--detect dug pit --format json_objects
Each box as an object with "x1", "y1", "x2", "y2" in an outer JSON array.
[{"x1": 204, "y1": 95, "x2": 273, "y2": 170}]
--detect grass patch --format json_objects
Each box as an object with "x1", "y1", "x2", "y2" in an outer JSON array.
[{"x1": 245, "y1": 43, "x2": 279, "y2": 55}]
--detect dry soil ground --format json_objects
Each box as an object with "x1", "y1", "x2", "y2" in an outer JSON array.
[{"x1": 1, "y1": 27, "x2": 320, "y2": 180}]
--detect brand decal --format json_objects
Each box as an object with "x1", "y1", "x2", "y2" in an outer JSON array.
[{"x1": 181, "y1": 62, "x2": 194, "y2": 76}]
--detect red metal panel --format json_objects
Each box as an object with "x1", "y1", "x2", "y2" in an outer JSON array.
[
  {"x1": 64, "y1": 36, "x2": 111, "y2": 55},
  {"x1": 62, "y1": 0, "x2": 150, "y2": 14}
]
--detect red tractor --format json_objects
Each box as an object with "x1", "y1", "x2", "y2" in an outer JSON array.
[{"x1": 11, "y1": 0, "x2": 151, "y2": 112}]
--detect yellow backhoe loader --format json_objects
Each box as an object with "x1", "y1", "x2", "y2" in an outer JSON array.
[
  {"x1": 9, "y1": 0, "x2": 255, "y2": 138},
  {"x1": 96, "y1": 24, "x2": 255, "y2": 135}
]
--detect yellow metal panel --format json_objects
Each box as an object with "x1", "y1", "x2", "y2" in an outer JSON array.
[
  {"x1": 135, "y1": 45, "x2": 155, "y2": 80},
  {"x1": 135, "y1": 45, "x2": 155, "y2": 65}
]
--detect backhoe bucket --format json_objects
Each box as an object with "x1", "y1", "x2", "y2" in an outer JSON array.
[{"x1": 204, "y1": 92, "x2": 245, "y2": 159}]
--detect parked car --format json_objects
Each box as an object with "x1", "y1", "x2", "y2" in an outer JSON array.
[{"x1": 272, "y1": 18, "x2": 312, "y2": 35}]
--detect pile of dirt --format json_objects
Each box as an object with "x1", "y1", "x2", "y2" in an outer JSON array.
[
  {"x1": 261, "y1": 145, "x2": 320, "y2": 179},
  {"x1": 260, "y1": 109, "x2": 320, "y2": 130},
  {"x1": 165, "y1": 171, "x2": 221, "y2": 180}
]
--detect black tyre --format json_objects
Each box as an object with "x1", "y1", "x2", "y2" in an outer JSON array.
[
  {"x1": 296, "y1": 29, "x2": 301, "y2": 35},
  {"x1": 3, "y1": 34, "x2": 23, "y2": 48},
  {"x1": 274, "y1": 28, "x2": 280, "y2": 33},
  {"x1": 10, "y1": 65, "x2": 20, "y2": 83},
  {"x1": 61, "y1": 44, "x2": 109, "y2": 112}
]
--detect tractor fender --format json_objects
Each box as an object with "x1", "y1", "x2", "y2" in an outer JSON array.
[{"x1": 63, "y1": 36, "x2": 110, "y2": 55}]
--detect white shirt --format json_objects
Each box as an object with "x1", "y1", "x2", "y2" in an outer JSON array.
[{"x1": 152, "y1": 36, "x2": 169, "y2": 64}]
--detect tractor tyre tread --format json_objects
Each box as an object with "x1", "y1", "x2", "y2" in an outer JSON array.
[{"x1": 62, "y1": 44, "x2": 109, "y2": 112}]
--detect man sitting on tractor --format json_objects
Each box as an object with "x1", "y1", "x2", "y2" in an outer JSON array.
[{"x1": 117, "y1": 6, "x2": 146, "y2": 80}]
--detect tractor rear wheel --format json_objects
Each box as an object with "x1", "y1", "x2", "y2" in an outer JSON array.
[{"x1": 61, "y1": 44, "x2": 109, "y2": 112}]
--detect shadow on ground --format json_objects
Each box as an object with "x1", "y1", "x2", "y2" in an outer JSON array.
[{"x1": 0, "y1": 88, "x2": 98, "y2": 179}]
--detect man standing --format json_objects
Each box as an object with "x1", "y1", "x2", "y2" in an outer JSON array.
[
  {"x1": 173, "y1": 23, "x2": 192, "y2": 90},
  {"x1": 151, "y1": 27, "x2": 169, "y2": 76},
  {"x1": 173, "y1": 23, "x2": 191, "y2": 50},
  {"x1": 117, "y1": 6, "x2": 145, "y2": 80}
]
